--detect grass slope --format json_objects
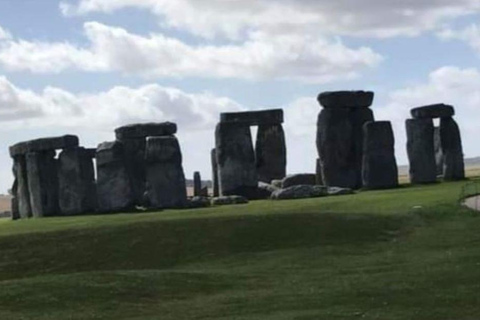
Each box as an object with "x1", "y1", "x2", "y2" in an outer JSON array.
[{"x1": 0, "y1": 181, "x2": 480, "y2": 319}]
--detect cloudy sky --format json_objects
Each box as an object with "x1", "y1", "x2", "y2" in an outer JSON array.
[{"x1": 1, "y1": 0, "x2": 480, "y2": 192}]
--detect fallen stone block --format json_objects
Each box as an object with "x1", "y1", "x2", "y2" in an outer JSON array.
[
  {"x1": 281, "y1": 174, "x2": 317, "y2": 189},
  {"x1": 271, "y1": 185, "x2": 328, "y2": 200},
  {"x1": 211, "y1": 195, "x2": 249, "y2": 206}
]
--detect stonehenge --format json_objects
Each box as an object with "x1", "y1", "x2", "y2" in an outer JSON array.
[
  {"x1": 316, "y1": 91, "x2": 375, "y2": 189},
  {"x1": 214, "y1": 109, "x2": 286, "y2": 198},
  {"x1": 6, "y1": 90, "x2": 468, "y2": 220},
  {"x1": 406, "y1": 104, "x2": 464, "y2": 183}
]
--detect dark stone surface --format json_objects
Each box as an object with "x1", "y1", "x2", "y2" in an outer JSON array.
[
  {"x1": 434, "y1": 127, "x2": 444, "y2": 176},
  {"x1": 255, "y1": 124, "x2": 287, "y2": 183},
  {"x1": 188, "y1": 196, "x2": 211, "y2": 209},
  {"x1": 282, "y1": 174, "x2": 317, "y2": 188},
  {"x1": 26, "y1": 151, "x2": 59, "y2": 217},
  {"x1": 11, "y1": 197, "x2": 19, "y2": 220},
  {"x1": 271, "y1": 185, "x2": 328, "y2": 200},
  {"x1": 317, "y1": 91, "x2": 374, "y2": 108},
  {"x1": 411, "y1": 104, "x2": 454, "y2": 119},
  {"x1": 220, "y1": 109, "x2": 284, "y2": 125},
  {"x1": 12, "y1": 156, "x2": 31, "y2": 219},
  {"x1": 10, "y1": 135, "x2": 79, "y2": 157},
  {"x1": 193, "y1": 171, "x2": 202, "y2": 197},
  {"x1": 120, "y1": 138, "x2": 147, "y2": 205},
  {"x1": 362, "y1": 121, "x2": 398, "y2": 189},
  {"x1": 211, "y1": 196, "x2": 249, "y2": 206},
  {"x1": 256, "y1": 182, "x2": 279, "y2": 199},
  {"x1": 211, "y1": 149, "x2": 219, "y2": 198},
  {"x1": 58, "y1": 147, "x2": 97, "y2": 216},
  {"x1": 96, "y1": 141, "x2": 135, "y2": 213},
  {"x1": 406, "y1": 119, "x2": 437, "y2": 184},
  {"x1": 145, "y1": 136, "x2": 187, "y2": 209},
  {"x1": 440, "y1": 117, "x2": 465, "y2": 180},
  {"x1": 115, "y1": 122, "x2": 177, "y2": 140},
  {"x1": 316, "y1": 159, "x2": 324, "y2": 185},
  {"x1": 316, "y1": 107, "x2": 374, "y2": 189},
  {"x1": 215, "y1": 123, "x2": 258, "y2": 198}
]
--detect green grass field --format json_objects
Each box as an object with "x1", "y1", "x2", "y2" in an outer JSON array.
[{"x1": 1, "y1": 181, "x2": 480, "y2": 319}]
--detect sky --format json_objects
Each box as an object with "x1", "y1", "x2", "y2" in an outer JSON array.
[{"x1": 1, "y1": 0, "x2": 480, "y2": 193}]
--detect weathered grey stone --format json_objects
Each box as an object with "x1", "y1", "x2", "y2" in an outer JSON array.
[
  {"x1": 200, "y1": 186, "x2": 209, "y2": 197},
  {"x1": 220, "y1": 109, "x2": 284, "y2": 125},
  {"x1": 211, "y1": 195, "x2": 249, "y2": 206},
  {"x1": 119, "y1": 138, "x2": 147, "y2": 205},
  {"x1": 282, "y1": 174, "x2": 317, "y2": 189},
  {"x1": 362, "y1": 121, "x2": 398, "y2": 189},
  {"x1": 145, "y1": 136, "x2": 187, "y2": 209},
  {"x1": 10, "y1": 135, "x2": 79, "y2": 157},
  {"x1": 257, "y1": 181, "x2": 279, "y2": 199},
  {"x1": 11, "y1": 197, "x2": 19, "y2": 220},
  {"x1": 317, "y1": 91, "x2": 374, "y2": 108},
  {"x1": 58, "y1": 147, "x2": 96, "y2": 216},
  {"x1": 26, "y1": 151, "x2": 59, "y2": 217},
  {"x1": 215, "y1": 123, "x2": 258, "y2": 198},
  {"x1": 440, "y1": 117, "x2": 465, "y2": 181},
  {"x1": 271, "y1": 180, "x2": 283, "y2": 189},
  {"x1": 316, "y1": 107, "x2": 374, "y2": 189},
  {"x1": 12, "y1": 156, "x2": 31, "y2": 219},
  {"x1": 255, "y1": 124, "x2": 287, "y2": 183},
  {"x1": 188, "y1": 196, "x2": 211, "y2": 209},
  {"x1": 115, "y1": 122, "x2": 177, "y2": 140},
  {"x1": 211, "y1": 149, "x2": 219, "y2": 198},
  {"x1": 434, "y1": 127, "x2": 444, "y2": 176},
  {"x1": 406, "y1": 119, "x2": 437, "y2": 184},
  {"x1": 316, "y1": 159, "x2": 324, "y2": 185},
  {"x1": 193, "y1": 171, "x2": 202, "y2": 197},
  {"x1": 411, "y1": 104, "x2": 454, "y2": 119},
  {"x1": 96, "y1": 141, "x2": 135, "y2": 213},
  {"x1": 271, "y1": 185, "x2": 328, "y2": 200},
  {"x1": 327, "y1": 187, "x2": 354, "y2": 196}
]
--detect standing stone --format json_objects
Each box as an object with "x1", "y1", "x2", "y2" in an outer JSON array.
[
  {"x1": 406, "y1": 119, "x2": 437, "y2": 184},
  {"x1": 317, "y1": 108, "x2": 357, "y2": 189},
  {"x1": 255, "y1": 124, "x2": 287, "y2": 183},
  {"x1": 193, "y1": 171, "x2": 202, "y2": 197},
  {"x1": 350, "y1": 108, "x2": 375, "y2": 187},
  {"x1": 440, "y1": 117, "x2": 465, "y2": 181},
  {"x1": 12, "y1": 156, "x2": 31, "y2": 219},
  {"x1": 362, "y1": 121, "x2": 398, "y2": 189},
  {"x1": 145, "y1": 136, "x2": 187, "y2": 209},
  {"x1": 215, "y1": 123, "x2": 258, "y2": 198},
  {"x1": 434, "y1": 127, "x2": 444, "y2": 176},
  {"x1": 26, "y1": 151, "x2": 59, "y2": 218},
  {"x1": 58, "y1": 147, "x2": 96, "y2": 216},
  {"x1": 119, "y1": 138, "x2": 146, "y2": 205},
  {"x1": 211, "y1": 149, "x2": 219, "y2": 197},
  {"x1": 96, "y1": 141, "x2": 135, "y2": 213}
]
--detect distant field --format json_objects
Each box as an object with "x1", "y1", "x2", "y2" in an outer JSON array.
[{"x1": 1, "y1": 181, "x2": 480, "y2": 319}]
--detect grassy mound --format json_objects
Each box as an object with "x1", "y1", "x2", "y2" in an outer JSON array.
[{"x1": 0, "y1": 181, "x2": 479, "y2": 319}]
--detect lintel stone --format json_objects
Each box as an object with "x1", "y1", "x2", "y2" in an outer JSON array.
[
  {"x1": 115, "y1": 122, "x2": 177, "y2": 140},
  {"x1": 220, "y1": 109, "x2": 284, "y2": 125},
  {"x1": 317, "y1": 91, "x2": 374, "y2": 108},
  {"x1": 10, "y1": 135, "x2": 79, "y2": 157},
  {"x1": 411, "y1": 104, "x2": 455, "y2": 119}
]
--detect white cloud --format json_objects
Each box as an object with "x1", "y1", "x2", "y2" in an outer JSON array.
[
  {"x1": 0, "y1": 26, "x2": 10, "y2": 40},
  {"x1": 0, "y1": 75, "x2": 243, "y2": 131},
  {"x1": 438, "y1": 24, "x2": 480, "y2": 54},
  {"x1": 378, "y1": 66, "x2": 480, "y2": 164},
  {"x1": 60, "y1": 0, "x2": 480, "y2": 39},
  {"x1": 0, "y1": 22, "x2": 382, "y2": 83}
]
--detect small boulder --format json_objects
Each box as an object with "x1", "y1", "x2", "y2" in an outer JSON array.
[
  {"x1": 282, "y1": 174, "x2": 317, "y2": 188},
  {"x1": 271, "y1": 185, "x2": 328, "y2": 200},
  {"x1": 211, "y1": 196, "x2": 249, "y2": 206},
  {"x1": 271, "y1": 180, "x2": 283, "y2": 189}
]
